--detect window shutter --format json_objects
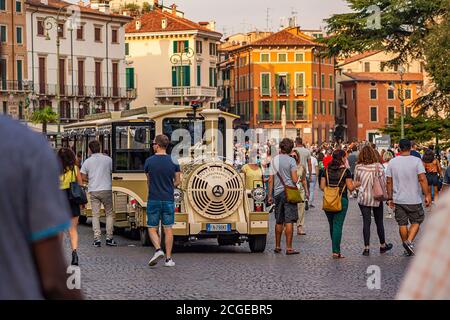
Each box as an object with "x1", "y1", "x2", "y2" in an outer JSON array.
[
  {"x1": 286, "y1": 74, "x2": 291, "y2": 95},
  {"x1": 184, "y1": 66, "x2": 190, "y2": 86},
  {"x1": 184, "y1": 40, "x2": 189, "y2": 53},
  {"x1": 275, "y1": 74, "x2": 279, "y2": 94},
  {"x1": 172, "y1": 67, "x2": 177, "y2": 86},
  {"x1": 285, "y1": 101, "x2": 291, "y2": 120},
  {"x1": 126, "y1": 68, "x2": 134, "y2": 89},
  {"x1": 276, "y1": 101, "x2": 281, "y2": 120},
  {"x1": 173, "y1": 41, "x2": 177, "y2": 53},
  {"x1": 258, "y1": 101, "x2": 263, "y2": 120}
]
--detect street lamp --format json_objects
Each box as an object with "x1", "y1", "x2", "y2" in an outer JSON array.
[
  {"x1": 170, "y1": 47, "x2": 194, "y2": 106},
  {"x1": 397, "y1": 66, "x2": 405, "y2": 139},
  {"x1": 42, "y1": 3, "x2": 73, "y2": 147}
]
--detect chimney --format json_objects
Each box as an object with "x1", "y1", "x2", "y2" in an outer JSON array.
[
  {"x1": 98, "y1": 3, "x2": 110, "y2": 14},
  {"x1": 161, "y1": 18, "x2": 167, "y2": 29},
  {"x1": 135, "y1": 19, "x2": 141, "y2": 31},
  {"x1": 208, "y1": 21, "x2": 216, "y2": 31},
  {"x1": 171, "y1": 3, "x2": 177, "y2": 15}
]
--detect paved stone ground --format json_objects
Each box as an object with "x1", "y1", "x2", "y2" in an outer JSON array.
[{"x1": 64, "y1": 188, "x2": 428, "y2": 300}]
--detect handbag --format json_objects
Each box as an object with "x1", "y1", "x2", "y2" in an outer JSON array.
[
  {"x1": 69, "y1": 168, "x2": 88, "y2": 205},
  {"x1": 295, "y1": 166, "x2": 306, "y2": 203},
  {"x1": 322, "y1": 169, "x2": 346, "y2": 212},
  {"x1": 277, "y1": 171, "x2": 302, "y2": 204},
  {"x1": 372, "y1": 164, "x2": 388, "y2": 201}
]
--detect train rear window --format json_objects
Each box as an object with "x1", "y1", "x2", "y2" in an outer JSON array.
[{"x1": 112, "y1": 122, "x2": 155, "y2": 172}]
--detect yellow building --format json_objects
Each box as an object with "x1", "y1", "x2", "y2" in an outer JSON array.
[{"x1": 220, "y1": 27, "x2": 336, "y2": 144}]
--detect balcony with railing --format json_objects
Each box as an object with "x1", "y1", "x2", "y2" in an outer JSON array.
[
  {"x1": 257, "y1": 113, "x2": 310, "y2": 123},
  {"x1": 32, "y1": 84, "x2": 136, "y2": 99},
  {"x1": 155, "y1": 86, "x2": 217, "y2": 99},
  {"x1": 260, "y1": 86, "x2": 306, "y2": 97},
  {"x1": 0, "y1": 80, "x2": 33, "y2": 92}
]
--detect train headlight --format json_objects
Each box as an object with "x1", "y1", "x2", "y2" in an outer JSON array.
[
  {"x1": 251, "y1": 187, "x2": 267, "y2": 202},
  {"x1": 174, "y1": 188, "x2": 183, "y2": 204}
]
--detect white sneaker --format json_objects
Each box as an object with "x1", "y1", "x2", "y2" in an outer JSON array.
[
  {"x1": 165, "y1": 258, "x2": 175, "y2": 267},
  {"x1": 148, "y1": 250, "x2": 165, "y2": 266}
]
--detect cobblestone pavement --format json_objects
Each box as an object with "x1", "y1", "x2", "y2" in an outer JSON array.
[{"x1": 64, "y1": 189, "x2": 428, "y2": 300}]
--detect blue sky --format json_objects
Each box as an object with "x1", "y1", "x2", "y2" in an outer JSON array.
[{"x1": 171, "y1": 0, "x2": 351, "y2": 36}]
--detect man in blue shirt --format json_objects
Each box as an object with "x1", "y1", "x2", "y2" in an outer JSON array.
[{"x1": 144, "y1": 135, "x2": 181, "y2": 267}]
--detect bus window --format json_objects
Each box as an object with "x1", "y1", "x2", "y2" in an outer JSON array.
[
  {"x1": 112, "y1": 122, "x2": 155, "y2": 173},
  {"x1": 162, "y1": 117, "x2": 205, "y2": 159}
]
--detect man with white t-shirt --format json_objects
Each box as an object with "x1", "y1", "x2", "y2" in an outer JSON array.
[
  {"x1": 81, "y1": 140, "x2": 116, "y2": 247},
  {"x1": 308, "y1": 154, "x2": 319, "y2": 208},
  {"x1": 386, "y1": 139, "x2": 431, "y2": 256}
]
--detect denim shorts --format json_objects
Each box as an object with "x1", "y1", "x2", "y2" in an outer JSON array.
[{"x1": 146, "y1": 200, "x2": 175, "y2": 228}]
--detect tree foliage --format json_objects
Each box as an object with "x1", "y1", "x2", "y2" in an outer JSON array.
[
  {"x1": 31, "y1": 107, "x2": 58, "y2": 134},
  {"x1": 320, "y1": 0, "x2": 450, "y2": 113},
  {"x1": 381, "y1": 114, "x2": 450, "y2": 148}
]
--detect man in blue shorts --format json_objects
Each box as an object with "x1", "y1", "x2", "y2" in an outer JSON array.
[{"x1": 145, "y1": 135, "x2": 181, "y2": 267}]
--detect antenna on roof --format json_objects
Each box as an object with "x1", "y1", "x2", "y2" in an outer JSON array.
[
  {"x1": 266, "y1": 8, "x2": 271, "y2": 31},
  {"x1": 289, "y1": 7, "x2": 298, "y2": 27}
]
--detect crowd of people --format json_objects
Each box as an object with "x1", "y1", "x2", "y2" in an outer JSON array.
[{"x1": 237, "y1": 136, "x2": 450, "y2": 258}]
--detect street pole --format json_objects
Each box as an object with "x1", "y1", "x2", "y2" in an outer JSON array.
[
  {"x1": 398, "y1": 66, "x2": 405, "y2": 139},
  {"x1": 43, "y1": 4, "x2": 71, "y2": 148},
  {"x1": 180, "y1": 65, "x2": 184, "y2": 106}
]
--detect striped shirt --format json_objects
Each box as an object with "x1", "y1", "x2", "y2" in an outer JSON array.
[{"x1": 354, "y1": 163, "x2": 386, "y2": 207}]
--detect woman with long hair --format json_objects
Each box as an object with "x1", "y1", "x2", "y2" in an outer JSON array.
[
  {"x1": 320, "y1": 149, "x2": 360, "y2": 259},
  {"x1": 57, "y1": 148, "x2": 83, "y2": 266},
  {"x1": 354, "y1": 146, "x2": 393, "y2": 256},
  {"x1": 422, "y1": 149, "x2": 442, "y2": 203}
]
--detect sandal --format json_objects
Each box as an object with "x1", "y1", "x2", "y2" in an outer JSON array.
[
  {"x1": 332, "y1": 253, "x2": 345, "y2": 259},
  {"x1": 286, "y1": 249, "x2": 300, "y2": 255},
  {"x1": 274, "y1": 248, "x2": 282, "y2": 254}
]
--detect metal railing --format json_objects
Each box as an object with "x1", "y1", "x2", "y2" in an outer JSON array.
[
  {"x1": 155, "y1": 86, "x2": 217, "y2": 98},
  {"x1": 257, "y1": 113, "x2": 310, "y2": 122},
  {"x1": 32, "y1": 83, "x2": 136, "y2": 99},
  {"x1": 0, "y1": 80, "x2": 33, "y2": 92}
]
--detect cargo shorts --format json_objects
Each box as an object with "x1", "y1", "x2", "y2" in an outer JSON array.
[
  {"x1": 274, "y1": 192, "x2": 298, "y2": 225},
  {"x1": 394, "y1": 204, "x2": 425, "y2": 226}
]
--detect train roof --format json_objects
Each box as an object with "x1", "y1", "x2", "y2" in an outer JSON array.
[{"x1": 63, "y1": 106, "x2": 239, "y2": 131}]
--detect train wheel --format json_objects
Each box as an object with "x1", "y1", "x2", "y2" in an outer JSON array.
[
  {"x1": 140, "y1": 228, "x2": 151, "y2": 247},
  {"x1": 249, "y1": 235, "x2": 267, "y2": 253},
  {"x1": 78, "y1": 215, "x2": 88, "y2": 225}
]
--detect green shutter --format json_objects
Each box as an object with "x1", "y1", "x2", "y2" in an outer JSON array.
[
  {"x1": 16, "y1": 60, "x2": 22, "y2": 82},
  {"x1": 285, "y1": 101, "x2": 291, "y2": 120},
  {"x1": 258, "y1": 101, "x2": 263, "y2": 120},
  {"x1": 184, "y1": 40, "x2": 189, "y2": 53},
  {"x1": 275, "y1": 74, "x2": 279, "y2": 94},
  {"x1": 197, "y1": 65, "x2": 201, "y2": 86},
  {"x1": 286, "y1": 74, "x2": 291, "y2": 95},
  {"x1": 125, "y1": 43, "x2": 129, "y2": 55},
  {"x1": 183, "y1": 66, "x2": 190, "y2": 86},
  {"x1": 304, "y1": 100, "x2": 308, "y2": 120},
  {"x1": 126, "y1": 68, "x2": 134, "y2": 89},
  {"x1": 173, "y1": 41, "x2": 177, "y2": 53},
  {"x1": 16, "y1": 27, "x2": 22, "y2": 44},
  {"x1": 172, "y1": 67, "x2": 177, "y2": 86},
  {"x1": 276, "y1": 101, "x2": 281, "y2": 120}
]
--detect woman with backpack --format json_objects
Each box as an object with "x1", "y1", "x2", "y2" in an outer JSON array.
[
  {"x1": 320, "y1": 150, "x2": 360, "y2": 259},
  {"x1": 354, "y1": 146, "x2": 393, "y2": 256},
  {"x1": 422, "y1": 149, "x2": 443, "y2": 203},
  {"x1": 58, "y1": 148, "x2": 83, "y2": 266}
]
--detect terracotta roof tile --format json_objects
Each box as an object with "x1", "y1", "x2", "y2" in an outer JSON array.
[
  {"x1": 340, "y1": 50, "x2": 382, "y2": 65},
  {"x1": 26, "y1": 0, "x2": 130, "y2": 19},
  {"x1": 125, "y1": 9, "x2": 221, "y2": 36},
  {"x1": 251, "y1": 29, "x2": 318, "y2": 47},
  {"x1": 342, "y1": 72, "x2": 423, "y2": 82}
]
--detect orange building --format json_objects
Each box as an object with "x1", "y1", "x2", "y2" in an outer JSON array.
[{"x1": 220, "y1": 27, "x2": 336, "y2": 144}]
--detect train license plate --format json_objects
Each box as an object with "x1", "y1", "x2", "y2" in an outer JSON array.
[{"x1": 206, "y1": 224, "x2": 231, "y2": 232}]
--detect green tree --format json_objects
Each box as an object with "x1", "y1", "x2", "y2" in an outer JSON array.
[
  {"x1": 142, "y1": 2, "x2": 152, "y2": 13},
  {"x1": 321, "y1": 0, "x2": 450, "y2": 113},
  {"x1": 381, "y1": 114, "x2": 450, "y2": 148},
  {"x1": 124, "y1": 3, "x2": 140, "y2": 16},
  {"x1": 31, "y1": 107, "x2": 58, "y2": 134}
]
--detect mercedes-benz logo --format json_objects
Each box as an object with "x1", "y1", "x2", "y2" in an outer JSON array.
[{"x1": 212, "y1": 185, "x2": 225, "y2": 197}]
